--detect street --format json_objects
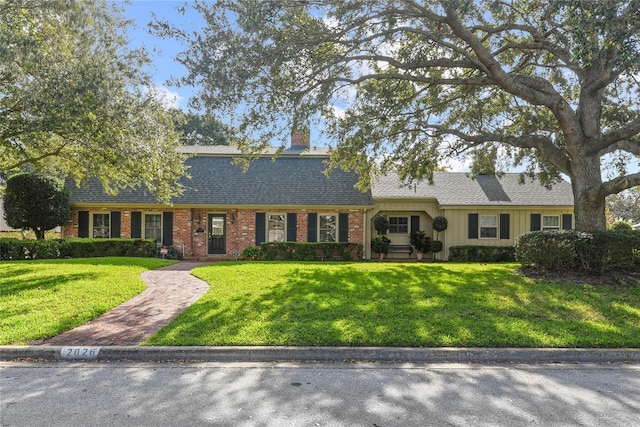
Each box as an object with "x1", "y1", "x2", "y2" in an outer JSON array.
[{"x1": 2, "y1": 362, "x2": 639, "y2": 426}]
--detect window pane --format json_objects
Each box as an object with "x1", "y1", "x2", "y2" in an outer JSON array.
[
  {"x1": 92, "y1": 213, "x2": 110, "y2": 238},
  {"x1": 144, "y1": 214, "x2": 162, "y2": 243},
  {"x1": 480, "y1": 215, "x2": 497, "y2": 238},
  {"x1": 389, "y1": 217, "x2": 408, "y2": 234},
  {"x1": 267, "y1": 214, "x2": 285, "y2": 242},
  {"x1": 319, "y1": 215, "x2": 336, "y2": 242},
  {"x1": 543, "y1": 216, "x2": 559, "y2": 228}
]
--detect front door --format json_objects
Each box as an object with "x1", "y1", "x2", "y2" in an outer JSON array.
[{"x1": 208, "y1": 214, "x2": 226, "y2": 254}]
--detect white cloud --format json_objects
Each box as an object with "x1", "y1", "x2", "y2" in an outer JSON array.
[{"x1": 146, "y1": 86, "x2": 183, "y2": 110}]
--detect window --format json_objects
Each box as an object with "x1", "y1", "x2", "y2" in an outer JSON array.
[
  {"x1": 319, "y1": 214, "x2": 336, "y2": 242},
  {"x1": 480, "y1": 215, "x2": 497, "y2": 238},
  {"x1": 542, "y1": 215, "x2": 560, "y2": 230},
  {"x1": 267, "y1": 214, "x2": 286, "y2": 242},
  {"x1": 144, "y1": 213, "x2": 162, "y2": 243},
  {"x1": 389, "y1": 217, "x2": 409, "y2": 234},
  {"x1": 92, "y1": 213, "x2": 110, "y2": 238}
]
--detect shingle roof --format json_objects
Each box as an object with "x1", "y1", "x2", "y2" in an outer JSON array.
[
  {"x1": 68, "y1": 153, "x2": 374, "y2": 207},
  {"x1": 372, "y1": 172, "x2": 574, "y2": 206}
]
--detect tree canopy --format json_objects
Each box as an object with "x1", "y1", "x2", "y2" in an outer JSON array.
[
  {"x1": 162, "y1": 0, "x2": 640, "y2": 231},
  {"x1": 607, "y1": 186, "x2": 640, "y2": 224},
  {"x1": 1, "y1": 0, "x2": 187, "y2": 203},
  {"x1": 3, "y1": 172, "x2": 70, "y2": 240},
  {"x1": 171, "y1": 110, "x2": 231, "y2": 146}
]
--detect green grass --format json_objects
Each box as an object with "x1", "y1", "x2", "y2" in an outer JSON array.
[
  {"x1": 0, "y1": 257, "x2": 176, "y2": 345},
  {"x1": 147, "y1": 262, "x2": 640, "y2": 348}
]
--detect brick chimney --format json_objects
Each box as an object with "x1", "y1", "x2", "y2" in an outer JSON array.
[{"x1": 290, "y1": 129, "x2": 310, "y2": 149}]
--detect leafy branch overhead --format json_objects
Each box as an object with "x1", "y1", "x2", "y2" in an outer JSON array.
[
  {"x1": 163, "y1": 0, "x2": 640, "y2": 231},
  {"x1": 0, "y1": 0, "x2": 187, "y2": 203}
]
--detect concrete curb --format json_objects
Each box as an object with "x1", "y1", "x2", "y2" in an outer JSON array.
[{"x1": 2, "y1": 346, "x2": 640, "y2": 364}]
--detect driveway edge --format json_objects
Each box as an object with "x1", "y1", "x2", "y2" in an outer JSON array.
[{"x1": 1, "y1": 346, "x2": 639, "y2": 364}]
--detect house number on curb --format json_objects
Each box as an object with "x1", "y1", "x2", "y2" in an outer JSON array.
[{"x1": 60, "y1": 346, "x2": 100, "y2": 360}]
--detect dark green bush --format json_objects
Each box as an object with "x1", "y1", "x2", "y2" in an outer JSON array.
[
  {"x1": 241, "y1": 246, "x2": 263, "y2": 260},
  {"x1": 449, "y1": 245, "x2": 516, "y2": 262},
  {"x1": 515, "y1": 230, "x2": 640, "y2": 275},
  {"x1": 0, "y1": 238, "x2": 60, "y2": 260},
  {"x1": 155, "y1": 246, "x2": 184, "y2": 260},
  {"x1": 0, "y1": 238, "x2": 157, "y2": 260},
  {"x1": 261, "y1": 242, "x2": 363, "y2": 261}
]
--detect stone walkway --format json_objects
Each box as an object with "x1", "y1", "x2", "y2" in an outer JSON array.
[{"x1": 42, "y1": 262, "x2": 211, "y2": 346}]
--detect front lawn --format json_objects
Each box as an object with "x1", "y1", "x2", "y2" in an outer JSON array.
[
  {"x1": 147, "y1": 262, "x2": 640, "y2": 347},
  {"x1": 0, "y1": 257, "x2": 176, "y2": 345}
]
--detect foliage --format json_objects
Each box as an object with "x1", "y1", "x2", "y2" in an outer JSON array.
[
  {"x1": 516, "y1": 230, "x2": 640, "y2": 275},
  {"x1": 0, "y1": 238, "x2": 156, "y2": 260},
  {"x1": 164, "y1": 1, "x2": 640, "y2": 232},
  {"x1": 432, "y1": 216, "x2": 449, "y2": 233},
  {"x1": 155, "y1": 246, "x2": 183, "y2": 260},
  {"x1": 607, "y1": 187, "x2": 640, "y2": 224},
  {"x1": 409, "y1": 230, "x2": 431, "y2": 253},
  {"x1": 147, "y1": 262, "x2": 640, "y2": 347},
  {"x1": 0, "y1": 257, "x2": 175, "y2": 344},
  {"x1": 371, "y1": 236, "x2": 391, "y2": 254},
  {"x1": 241, "y1": 246, "x2": 264, "y2": 260},
  {"x1": 3, "y1": 172, "x2": 70, "y2": 240},
  {"x1": 171, "y1": 109, "x2": 231, "y2": 146},
  {"x1": 610, "y1": 221, "x2": 634, "y2": 232},
  {"x1": 449, "y1": 245, "x2": 516, "y2": 263},
  {"x1": 372, "y1": 215, "x2": 389, "y2": 235},
  {"x1": 261, "y1": 242, "x2": 362, "y2": 261},
  {"x1": 0, "y1": 0, "x2": 187, "y2": 203},
  {"x1": 430, "y1": 240, "x2": 443, "y2": 255}
]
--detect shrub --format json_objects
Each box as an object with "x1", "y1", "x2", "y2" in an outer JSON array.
[
  {"x1": 0, "y1": 238, "x2": 157, "y2": 260},
  {"x1": 610, "y1": 221, "x2": 634, "y2": 233},
  {"x1": 449, "y1": 245, "x2": 516, "y2": 262},
  {"x1": 155, "y1": 246, "x2": 184, "y2": 260},
  {"x1": 261, "y1": 242, "x2": 363, "y2": 261},
  {"x1": 241, "y1": 246, "x2": 263, "y2": 260},
  {"x1": 515, "y1": 230, "x2": 640, "y2": 275},
  {"x1": 371, "y1": 236, "x2": 391, "y2": 254},
  {"x1": 373, "y1": 215, "x2": 389, "y2": 235}
]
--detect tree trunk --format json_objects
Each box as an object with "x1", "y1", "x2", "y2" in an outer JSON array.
[
  {"x1": 570, "y1": 154, "x2": 607, "y2": 232},
  {"x1": 34, "y1": 228, "x2": 46, "y2": 240}
]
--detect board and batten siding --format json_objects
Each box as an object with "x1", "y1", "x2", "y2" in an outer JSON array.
[{"x1": 440, "y1": 207, "x2": 574, "y2": 260}]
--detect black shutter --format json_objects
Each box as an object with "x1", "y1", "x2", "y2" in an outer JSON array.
[
  {"x1": 255, "y1": 212, "x2": 266, "y2": 245},
  {"x1": 499, "y1": 213, "x2": 510, "y2": 239},
  {"x1": 286, "y1": 213, "x2": 297, "y2": 242},
  {"x1": 131, "y1": 212, "x2": 142, "y2": 238},
  {"x1": 410, "y1": 215, "x2": 420, "y2": 234},
  {"x1": 307, "y1": 213, "x2": 317, "y2": 242},
  {"x1": 468, "y1": 213, "x2": 479, "y2": 239},
  {"x1": 531, "y1": 214, "x2": 541, "y2": 231},
  {"x1": 110, "y1": 211, "x2": 121, "y2": 238},
  {"x1": 162, "y1": 212, "x2": 173, "y2": 246},
  {"x1": 562, "y1": 214, "x2": 573, "y2": 230},
  {"x1": 78, "y1": 211, "x2": 89, "y2": 238},
  {"x1": 338, "y1": 213, "x2": 349, "y2": 242}
]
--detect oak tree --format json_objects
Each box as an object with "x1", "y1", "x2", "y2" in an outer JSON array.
[
  {"x1": 1, "y1": 0, "x2": 187, "y2": 203},
  {"x1": 162, "y1": 0, "x2": 640, "y2": 231}
]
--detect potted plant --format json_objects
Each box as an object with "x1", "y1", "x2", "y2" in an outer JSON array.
[
  {"x1": 373, "y1": 215, "x2": 390, "y2": 235},
  {"x1": 432, "y1": 216, "x2": 448, "y2": 260},
  {"x1": 371, "y1": 236, "x2": 391, "y2": 260},
  {"x1": 409, "y1": 230, "x2": 431, "y2": 260}
]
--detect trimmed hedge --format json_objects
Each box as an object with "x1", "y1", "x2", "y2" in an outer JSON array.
[
  {"x1": 448, "y1": 245, "x2": 516, "y2": 262},
  {"x1": 260, "y1": 242, "x2": 363, "y2": 261},
  {"x1": 516, "y1": 230, "x2": 640, "y2": 275},
  {"x1": 0, "y1": 238, "x2": 157, "y2": 261}
]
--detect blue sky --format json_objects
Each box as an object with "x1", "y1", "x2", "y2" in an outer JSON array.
[{"x1": 118, "y1": 0, "x2": 203, "y2": 111}]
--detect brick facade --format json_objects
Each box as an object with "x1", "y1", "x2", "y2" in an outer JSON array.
[{"x1": 64, "y1": 207, "x2": 366, "y2": 260}]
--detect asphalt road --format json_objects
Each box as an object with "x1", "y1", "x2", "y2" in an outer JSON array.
[{"x1": 2, "y1": 362, "x2": 639, "y2": 426}]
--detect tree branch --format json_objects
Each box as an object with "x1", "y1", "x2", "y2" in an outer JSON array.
[{"x1": 600, "y1": 172, "x2": 640, "y2": 199}]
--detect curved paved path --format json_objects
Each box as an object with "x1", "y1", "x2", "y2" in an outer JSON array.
[{"x1": 42, "y1": 262, "x2": 211, "y2": 346}]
